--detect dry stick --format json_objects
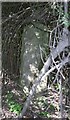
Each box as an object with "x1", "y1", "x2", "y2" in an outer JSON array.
[
  {"x1": 59, "y1": 72, "x2": 63, "y2": 118},
  {"x1": 35, "y1": 55, "x2": 69, "y2": 113},
  {"x1": 39, "y1": 45, "x2": 45, "y2": 64},
  {"x1": 18, "y1": 30, "x2": 69, "y2": 118},
  {"x1": 42, "y1": 55, "x2": 69, "y2": 81}
]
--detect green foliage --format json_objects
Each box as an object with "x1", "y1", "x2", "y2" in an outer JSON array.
[
  {"x1": 6, "y1": 91, "x2": 22, "y2": 115},
  {"x1": 39, "y1": 111, "x2": 50, "y2": 117},
  {"x1": 62, "y1": 14, "x2": 69, "y2": 27},
  {"x1": 49, "y1": 104, "x2": 55, "y2": 111},
  {"x1": 9, "y1": 102, "x2": 22, "y2": 114},
  {"x1": 37, "y1": 96, "x2": 56, "y2": 117},
  {"x1": 56, "y1": 4, "x2": 69, "y2": 28},
  {"x1": 54, "y1": 83, "x2": 59, "y2": 90},
  {"x1": 37, "y1": 97, "x2": 48, "y2": 108}
]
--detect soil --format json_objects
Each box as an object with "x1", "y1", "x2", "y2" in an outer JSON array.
[{"x1": 1, "y1": 79, "x2": 69, "y2": 120}]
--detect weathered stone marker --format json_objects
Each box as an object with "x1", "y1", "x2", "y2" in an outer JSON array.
[{"x1": 20, "y1": 23, "x2": 48, "y2": 92}]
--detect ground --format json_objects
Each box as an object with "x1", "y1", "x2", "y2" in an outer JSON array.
[{"x1": 1, "y1": 79, "x2": 69, "y2": 119}]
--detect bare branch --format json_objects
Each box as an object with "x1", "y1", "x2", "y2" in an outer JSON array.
[{"x1": 39, "y1": 45, "x2": 45, "y2": 64}]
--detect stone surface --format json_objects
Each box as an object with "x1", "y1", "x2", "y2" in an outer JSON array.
[{"x1": 20, "y1": 23, "x2": 48, "y2": 91}]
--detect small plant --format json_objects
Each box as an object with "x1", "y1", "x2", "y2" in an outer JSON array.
[
  {"x1": 9, "y1": 102, "x2": 22, "y2": 114},
  {"x1": 37, "y1": 97, "x2": 48, "y2": 108},
  {"x1": 39, "y1": 111, "x2": 50, "y2": 117},
  {"x1": 49, "y1": 104, "x2": 55, "y2": 111},
  {"x1": 54, "y1": 84, "x2": 59, "y2": 90},
  {"x1": 6, "y1": 91, "x2": 22, "y2": 115}
]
